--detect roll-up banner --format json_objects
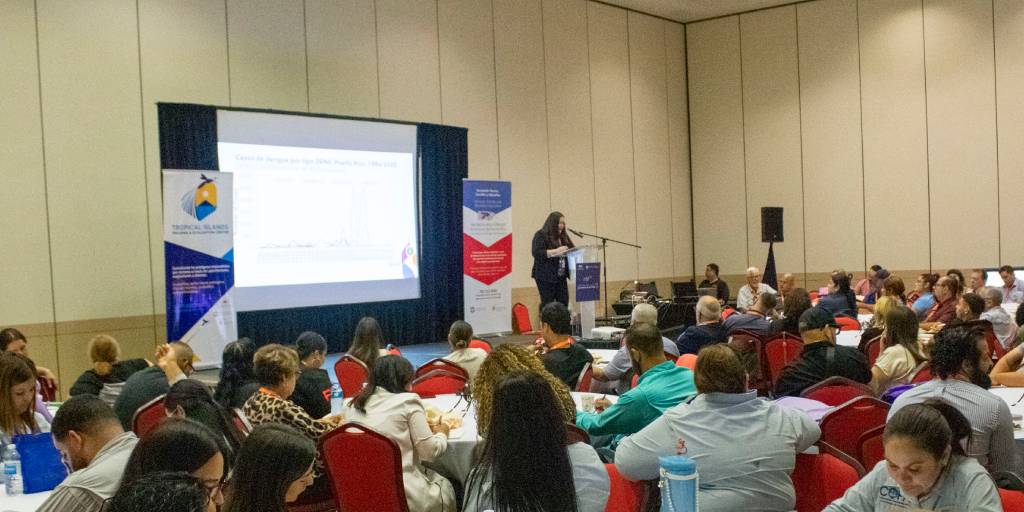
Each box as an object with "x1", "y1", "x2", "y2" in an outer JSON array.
[
  {"x1": 462, "y1": 180, "x2": 512, "y2": 335},
  {"x1": 163, "y1": 170, "x2": 237, "y2": 368}
]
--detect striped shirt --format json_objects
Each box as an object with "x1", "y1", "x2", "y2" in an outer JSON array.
[{"x1": 889, "y1": 379, "x2": 1019, "y2": 475}]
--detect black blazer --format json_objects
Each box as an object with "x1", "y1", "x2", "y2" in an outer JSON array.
[{"x1": 531, "y1": 230, "x2": 571, "y2": 283}]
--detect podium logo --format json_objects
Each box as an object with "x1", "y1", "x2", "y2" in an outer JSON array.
[{"x1": 181, "y1": 174, "x2": 218, "y2": 221}]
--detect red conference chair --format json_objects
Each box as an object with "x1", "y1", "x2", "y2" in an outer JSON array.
[
  {"x1": 808, "y1": 291, "x2": 820, "y2": 302},
  {"x1": 386, "y1": 344, "x2": 403, "y2": 356},
  {"x1": 604, "y1": 463, "x2": 650, "y2": 512},
  {"x1": 410, "y1": 370, "x2": 467, "y2": 398},
  {"x1": 576, "y1": 362, "x2": 594, "y2": 392},
  {"x1": 231, "y1": 408, "x2": 253, "y2": 437},
  {"x1": 835, "y1": 316, "x2": 860, "y2": 332},
  {"x1": 909, "y1": 361, "x2": 933, "y2": 383},
  {"x1": 763, "y1": 334, "x2": 803, "y2": 387},
  {"x1": 132, "y1": 395, "x2": 167, "y2": 438},
  {"x1": 864, "y1": 335, "x2": 882, "y2": 365},
  {"x1": 966, "y1": 320, "x2": 1007, "y2": 362},
  {"x1": 1001, "y1": 489, "x2": 1024, "y2": 512},
  {"x1": 721, "y1": 307, "x2": 738, "y2": 320},
  {"x1": 800, "y1": 376, "x2": 874, "y2": 407},
  {"x1": 334, "y1": 355, "x2": 369, "y2": 398},
  {"x1": 856, "y1": 424, "x2": 886, "y2": 471},
  {"x1": 819, "y1": 396, "x2": 890, "y2": 458},
  {"x1": 469, "y1": 339, "x2": 492, "y2": 353},
  {"x1": 512, "y1": 303, "x2": 539, "y2": 335},
  {"x1": 415, "y1": 358, "x2": 469, "y2": 380},
  {"x1": 566, "y1": 423, "x2": 591, "y2": 445},
  {"x1": 793, "y1": 442, "x2": 865, "y2": 512},
  {"x1": 728, "y1": 330, "x2": 768, "y2": 391},
  {"x1": 37, "y1": 377, "x2": 57, "y2": 402},
  {"x1": 321, "y1": 423, "x2": 409, "y2": 512},
  {"x1": 676, "y1": 353, "x2": 698, "y2": 370}
]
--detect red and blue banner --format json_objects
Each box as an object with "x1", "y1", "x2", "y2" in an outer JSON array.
[{"x1": 463, "y1": 180, "x2": 512, "y2": 334}]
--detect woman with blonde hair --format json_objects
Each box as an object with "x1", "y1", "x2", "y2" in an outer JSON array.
[
  {"x1": 869, "y1": 306, "x2": 927, "y2": 393},
  {"x1": 69, "y1": 334, "x2": 150, "y2": 404},
  {"x1": 472, "y1": 344, "x2": 576, "y2": 437}
]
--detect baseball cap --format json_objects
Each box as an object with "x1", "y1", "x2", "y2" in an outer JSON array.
[{"x1": 799, "y1": 307, "x2": 838, "y2": 332}]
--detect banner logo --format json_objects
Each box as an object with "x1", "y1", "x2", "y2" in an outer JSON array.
[
  {"x1": 181, "y1": 174, "x2": 218, "y2": 221},
  {"x1": 402, "y1": 243, "x2": 418, "y2": 278}
]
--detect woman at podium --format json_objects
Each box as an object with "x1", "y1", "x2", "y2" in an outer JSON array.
[{"x1": 531, "y1": 211, "x2": 575, "y2": 311}]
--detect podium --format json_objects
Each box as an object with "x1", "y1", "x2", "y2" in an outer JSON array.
[{"x1": 566, "y1": 245, "x2": 600, "y2": 338}]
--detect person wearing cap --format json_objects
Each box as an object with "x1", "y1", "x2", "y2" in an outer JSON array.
[
  {"x1": 773, "y1": 307, "x2": 872, "y2": 397},
  {"x1": 113, "y1": 343, "x2": 196, "y2": 429}
]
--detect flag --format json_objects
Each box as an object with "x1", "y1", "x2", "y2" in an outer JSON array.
[{"x1": 763, "y1": 242, "x2": 778, "y2": 290}]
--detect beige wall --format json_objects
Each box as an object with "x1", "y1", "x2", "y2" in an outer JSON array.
[
  {"x1": 687, "y1": 0, "x2": 1019, "y2": 280},
  {"x1": 0, "y1": 0, "x2": 691, "y2": 396}
]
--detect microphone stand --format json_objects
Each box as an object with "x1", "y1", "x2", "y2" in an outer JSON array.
[{"x1": 567, "y1": 229, "x2": 642, "y2": 319}]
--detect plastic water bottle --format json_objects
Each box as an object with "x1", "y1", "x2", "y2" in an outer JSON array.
[
  {"x1": 659, "y1": 455, "x2": 697, "y2": 511},
  {"x1": 3, "y1": 443, "x2": 22, "y2": 496},
  {"x1": 330, "y1": 384, "x2": 344, "y2": 415}
]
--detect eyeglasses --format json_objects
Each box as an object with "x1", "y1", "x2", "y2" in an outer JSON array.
[{"x1": 202, "y1": 477, "x2": 228, "y2": 505}]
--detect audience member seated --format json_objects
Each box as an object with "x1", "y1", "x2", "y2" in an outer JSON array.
[
  {"x1": 290, "y1": 331, "x2": 332, "y2": 419},
  {"x1": 616, "y1": 344, "x2": 820, "y2": 511},
  {"x1": 2, "y1": 327, "x2": 57, "y2": 422},
  {"x1": 165, "y1": 379, "x2": 244, "y2": 463},
  {"x1": 537, "y1": 302, "x2": 593, "y2": 389},
  {"x1": 37, "y1": 396, "x2": 138, "y2": 512},
  {"x1": 443, "y1": 320, "x2": 488, "y2": 382},
  {"x1": 854, "y1": 265, "x2": 882, "y2": 297},
  {"x1": 769, "y1": 288, "x2": 812, "y2": 337},
  {"x1": 212, "y1": 338, "x2": 260, "y2": 410},
  {"x1": 890, "y1": 326, "x2": 1017, "y2": 475},
  {"x1": 114, "y1": 342, "x2": 195, "y2": 429},
  {"x1": 722, "y1": 291, "x2": 775, "y2": 336},
  {"x1": 347, "y1": 316, "x2": 389, "y2": 369},
  {"x1": 776, "y1": 273, "x2": 796, "y2": 310},
  {"x1": 222, "y1": 423, "x2": 317, "y2": 512},
  {"x1": 576, "y1": 323, "x2": 696, "y2": 452},
  {"x1": 473, "y1": 344, "x2": 576, "y2": 437},
  {"x1": 1016, "y1": 307, "x2": 1024, "y2": 349},
  {"x1": 0, "y1": 352, "x2": 50, "y2": 444},
  {"x1": 980, "y1": 286, "x2": 1017, "y2": 348},
  {"x1": 908, "y1": 273, "x2": 939, "y2": 318},
  {"x1": 737, "y1": 266, "x2": 777, "y2": 312},
  {"x1": 954, "y1": 292, "x2": 984, "y2": 323},
  {"x1": 107, "y1": 471, "x2": 214, "y2": 512},
  {"x1": 345, "y1": 355, "x2": 456, "y2": 512},
  {"x1": 592, "y1": 303, "x2": 680, "y2": 393},
  {"x1": 69, "y1": 335, "x2": 150, "y2": 405},
  {"x1": 242, "y1": 344, "x2": 341, "y2": 495},
  {"x1": 869, "y1": 306, "x2": 927, "y2": 394},
  {"x1": 676, "y1": 296, "x2": 727, "y2": 356},
  {"x1": 698, "y1": 262, "x2": 730, "y2": 305},
  {"x1": 824, "y1": 401, "x2": 1001, "y2": 511},
  {"x1": 1000, "y1": 264, "x2": 1024, "y2": 303},
  {"x1": 990, "y1": 341, "x2": 1024, "y2": 386},
  {"x1": 119, "y1": 417, "x2": 228, "y2": 509},
  {"x1": 818, "y1": 271, "x2": 859, "y2": 318},
  {"x1": 774, "y1": 307, "x2": 871, "y2": 397},
  {"x1": 920, "y1": 276, "x2": 959, "y2": 330},
  {"x1": 861, "y1": 274, "x2": 908, "y2": 315},
  {"x1": 464, "y1": 370, "x2": 609, "y2": 512},
  {"x1": 966, "y1": 268, "x2": 987, "y2": 295},
  {"x1": 947, "y1": 268, "x2": 966, "y2": 290}
]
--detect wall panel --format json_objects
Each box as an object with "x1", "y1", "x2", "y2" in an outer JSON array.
[
  {"x1": 306, "y1": 0, "x2": 380, "y2": 118},
  {"x1": 376, "y1": 0, "x2": 442, "y2": 122},
  {"x1": 687, "y1": 17, "x2": 746, "y2": 275},
  {"x1": 666, "y1": 23, "x2": 693, "y2": 278},
  {"x1": 923, "y1": 0, "x2": 998, "y2": 269},
  {"x1": 226, "y1": 0, "x2": 307, "y2": 111},
  {"x1": 996, "y1": 0, "x2": 1024, "y2": 265},
  {"x1": 439, "y1": 0, "x2": 500, "y2": 180},
  {"x1": 859, "y1": 0, "x2": 930, "y2": 270},
  {"x1": 589, "y1": 2, "x2": 639, "y2": 281},
  {"x1": 740, "y1": 6, "x2": 805, "y2": 276},
  {"x1": 0, "y1": 0, "x2": 54, "y2": 325},
  {"x1": 797, "y1": 0, "x2": 865, "y2": 275}
]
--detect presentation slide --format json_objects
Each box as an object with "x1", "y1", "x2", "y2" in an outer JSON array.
[{"x1": 217, "y1": 110, "x2": 421, "y2": 311}]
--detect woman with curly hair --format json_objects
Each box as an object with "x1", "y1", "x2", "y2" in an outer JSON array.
[{"x1": 472, "y1": 344, "x2": 576, "y2": 437}]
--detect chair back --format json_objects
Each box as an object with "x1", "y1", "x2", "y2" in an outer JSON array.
[
  {"x1": 512, "y1": 302, "x2": 534, "y2": 334},
  {"x1": 469, "y1": 339, "x2": 492, "y2": 353},
  {"x1": 565, "y1": 423, "x2": 590, "y2": 445},
  {"x1": 728, "y1": 330, "x2": 767, "y2": 388},
  {"x1": 132, "y1": 394, "x2": 167, "y2": 438},
  {"x1": 909, "y1": 361, "x2": 933, "y2": 383},
  {"x1": 864, "y1": 335, "x2": 882, "y2": 365},
  {"x1": 386, "y1": 344, "x2": 403, "y2": 356},
  {"x1": 763, "y1": 334, "x2": 803, "y2": 386},
  {"x1": 856, "y1": 424, "x2": 885, "y2": 471},
  {"x1": 37, "y1": 377, "x2": 57, "y2": 402},
  {"x1": 576, "y1": 362, "x2": 594, "y2": 392},
  {"x1": 231, "y1": 408, "x2": 253, "y2": 437},
  {"x1": 1000, "y1": 489, "x2": 1024, "y2": 512},
  {"x1": 819, "y1": 396, "x2": 890, "y2": 457},
  {"x1": 996, "y1": 471, "x2": 1024, "y2": 492},
  {"x1": 334, "y1": 355, "x2": 369, "y2": 398},
  {"x1": 415, "y1": 358, "x2": 469, "y2": 380},
  {"x1": 972, "y1": 320, "x2": 1007, "y2": 362},
  {"x1": 409, "y1": 370, "x2": 468, "y2": 398},
  {"x1": 605, "y1": 463, "x2": 649, "y2": 512},
  {"x1": 835, "y1": 316, "x2": 860, "y2": 332},
  {"x1": 793, "y1": 442, "x2": 864, "y2": 512},
  {"x1": 800, "y1": 376, "x2": 874, "y2": 407},
  {"x1": 321, "y1": 423, "x2": 409, "y2": 512},
  {"x1": 721, "y1": 307, "x2": 737, "y2": 320},
  {"x1": 676, "y1": 353, "x2": 698, "y2": 370}
]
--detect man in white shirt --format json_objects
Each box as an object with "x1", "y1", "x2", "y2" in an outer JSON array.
[
  {"x1": 38, "y1": 395, "x2": 139, "y2": 512},
  {"x1": 981, "y1": 286, "x2": 1017, "y2": 348},
  {"x1": 736, "y1": 267, "x2": 776, "y2": 312},
  {"x1": 999, "y1": 265, "x2": 1024, "y2": 303}
]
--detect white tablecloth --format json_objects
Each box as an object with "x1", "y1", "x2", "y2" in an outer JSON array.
[
  {"x1": 1, "y1": 490, "x2": 52, "y2": 512},
  {"x1": 987, "y1": 387, "x2": 1024, "y2": 442},
  {"x1": 835, "y1": 330, "x2": 861, "y2": 347},
  {"x1": 420, "y1": 392, "x2": 619, "y2": 485},
  {"x1": 588, "y1": 349, "x2": 619, "y2": 368}
]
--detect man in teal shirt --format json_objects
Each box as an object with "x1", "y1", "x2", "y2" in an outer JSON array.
[{"x1": 577, "y1": 322, "x2": 696, "y2": 452}]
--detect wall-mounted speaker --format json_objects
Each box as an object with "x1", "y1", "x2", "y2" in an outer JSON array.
[{"x1": 761, "y1": 207, "x2": 784, "y2": 243}]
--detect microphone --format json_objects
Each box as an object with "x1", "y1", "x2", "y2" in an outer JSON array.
[{"x1": 567, "y1": 228, "x2": 584, "y2": 238}]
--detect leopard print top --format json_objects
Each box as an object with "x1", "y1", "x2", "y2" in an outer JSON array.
[{"x1": 243, "y1": 390, "x2": 337, "y2": 476}]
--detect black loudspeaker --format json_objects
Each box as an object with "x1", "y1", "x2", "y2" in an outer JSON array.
[{"x1": 761, "y1": 207, "x2": 784, "y2": 243}]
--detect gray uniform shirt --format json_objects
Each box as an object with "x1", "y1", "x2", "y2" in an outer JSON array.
[
  {"x1": 37, "y1": 431, "x2": 138, "y2": 512},
  {"x1": 824, "y1": 457, "x2": 1001, "y2": 511},
  {"x1": 615, "y1": 391, "x2": 820, "y2": 512}
]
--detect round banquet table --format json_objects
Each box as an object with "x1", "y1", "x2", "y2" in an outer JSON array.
[
  {"x1": 2, "y1": 489, "x2": 52, "y2": 512},
  {"x1": 420, "y1": 392, "x2": 618, "y2": 485}
]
